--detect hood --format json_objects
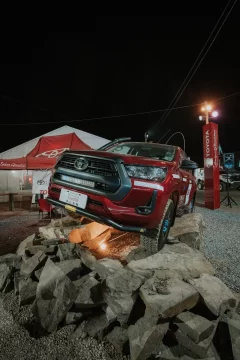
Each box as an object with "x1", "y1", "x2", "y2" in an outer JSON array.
[{"x1": 62, "y1": 150, "x2": 175, "y2": 168}]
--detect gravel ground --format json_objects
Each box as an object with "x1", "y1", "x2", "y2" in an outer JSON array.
[
  {"x1": 196, "y1": 205, "x2": 240, "y2": 292},
  {"x1": 0, "y1": 212, "x2": 47, "y2": 256},
  {"x1": 1, "y1": 204, "x2": 240, "y2": 359},
  {"x1": 0, "y1": 292, "x2": 129, "y2": 360}
]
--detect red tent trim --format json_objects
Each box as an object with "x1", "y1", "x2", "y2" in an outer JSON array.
[{"x1": 0, "y1": 133, "x2": 92, "y2": 170}]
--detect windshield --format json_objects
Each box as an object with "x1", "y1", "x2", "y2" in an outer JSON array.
[{"x1": 106, "y1": 142, "x2": 176, "y2": 162}]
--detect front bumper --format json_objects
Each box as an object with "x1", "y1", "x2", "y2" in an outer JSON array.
[{"x1": 47, "y1": 197, "x2": 147, "y2": 233}]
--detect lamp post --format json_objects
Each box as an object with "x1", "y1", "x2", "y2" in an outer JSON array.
[
  {"x1": 199, "y1": 102, "x2": 220, "y2": 210},
  {"x1": 201, "y1": 102, "x2": 213, "y2": 125}
]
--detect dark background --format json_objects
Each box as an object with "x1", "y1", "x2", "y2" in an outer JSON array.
[{"x1": 1, "y1": 8, "x2": 239, "y2": 166}]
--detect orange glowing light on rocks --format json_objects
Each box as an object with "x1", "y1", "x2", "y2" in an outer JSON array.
[{"x1": 99, "y1": 243, "x2": 107, "y2": 250}]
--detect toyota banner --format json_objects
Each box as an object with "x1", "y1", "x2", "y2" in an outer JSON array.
[
  {"x1": 32, "y1": 171, "x2": 51, "y2": 195},
  {"x1": 203, "y1": 122, "x2": 220, "y2": 209}
]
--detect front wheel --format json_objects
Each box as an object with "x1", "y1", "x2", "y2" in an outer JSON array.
[{"x1": 140, "y1": 199, "x2": 175, "y2": 254}]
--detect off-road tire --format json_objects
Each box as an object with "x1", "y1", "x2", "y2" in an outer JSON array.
[{"x1": 140, "y1": 199, "x2": 175, "y2": 254}]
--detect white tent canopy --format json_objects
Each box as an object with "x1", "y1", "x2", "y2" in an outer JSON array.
[
  {"x1": 0, "y1": 125, "x2": 109, "y2": 159},
  {"x1": 0, "y1": 125, "x2": 109, "y2": 193}
]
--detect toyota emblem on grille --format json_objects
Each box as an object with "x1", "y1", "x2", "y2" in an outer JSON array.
[{"x1": 74, "y1": 157, "x2": 89, "y2": 171}]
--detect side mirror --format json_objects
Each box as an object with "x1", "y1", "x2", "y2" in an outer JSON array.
[{"x1": 180, "y1": 159, "x2": 198, "y2": 170}]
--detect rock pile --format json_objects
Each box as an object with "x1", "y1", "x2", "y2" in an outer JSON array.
[{"x1": 0, "y1": 214, "x2": 239, "y2": 360}]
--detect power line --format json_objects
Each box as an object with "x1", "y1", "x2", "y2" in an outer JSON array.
[
  {"x1": 151, "y1": 0, "x2": 238, "y2": 131},
  {"x1": 0, "y1": 90, "x2": 240, "y2": 127},
  {"x1": 216, "y1": 91, "x2": 240, "y2": 102},
  {"x1": 157, "y1": 128, "x2": 171, "y2": 143}
]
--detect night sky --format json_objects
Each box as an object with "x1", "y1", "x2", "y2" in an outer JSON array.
[{"x1": 1, "y1": 8, "x2": 239, "y2": 166}]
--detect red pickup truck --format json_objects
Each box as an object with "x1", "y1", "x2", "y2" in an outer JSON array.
[{"x1": 47, "y1": 138, "x2": 198, "y2": 253}]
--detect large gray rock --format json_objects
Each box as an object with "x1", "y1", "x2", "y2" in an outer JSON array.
[
  {"x1": 189, "y1": 274, "x2": 237, "y2": 316},
  {"x1": 103, "y1": 268, "x2": 144, "y2": 325},
  {"x1": 220, "y1": 317, "x2": 240, "y2": 360},
  {"x1": 0, "y1": 263, "x2": 12, "y2": 292},
  {"x1": 14, "y1": 271, "x2": 22, "y2": 295},
  {"x1": 16, "y1": 234, "x2": 35, "y2": 257},
  {"x1": 65, "y1": 310, "x2": 91, "y2": 325},
  {"x1": 33, "y1": 258, "x2": 78, "y2": 332},
  {"x1": 34, "y1": 268, "x2": 43, "y2": 281},
  {"x1": 205, "y1": 344, "x2": 221, "y2": 360},
  {"x1": 181, "y1": 356, "x2": 216, "y2": 360},
  {"x1": 56, "y1": 243, "x2": 76, "y2": 261},
  {"x1": 20, "y1": 250, "x2": 48, "y2": 277},
  {"x1": 106, "y1": 268, "x2": 144, "y2": 294},
  {"x1": 104, "y1": 305, "x2": 117, "y2": 322},
  {"x1": 51, "y1": 215, "x2": 82, "y2": 228},
  {"x1": 128, "y1": 317, "x2": 169, "y2": 360},
  {"x1": 140, "y1": 273, "x2": 199, "y2": 319},
  {"x1": 56, "y1": 259, "x2": 82, "y2": 281},
  {"x1": 94, "y1": 258, "x2": 123, "y2": 280},
  {"x1": 75, "y1": 246, "x2": 97, "y2": 270},
  {"x1": 38, "y1": 226, "x2": 59, "y2": 240},
  {"x1": 19, "y1": 277, "x2": 38, "y2": 306},
  {"x1": 127, "y1": 243, "x2": 214, "y2": 280},
  {"x1": 175, "y1": 311, "x2": 215, "y2": 343},
  {"x1": 174, "y1": 327, "x2": 216, "y2": 359},
  {"x1": 83, "y1": 313, "x2": 116, "y2": 340},
  {"x1": 25, "y1": 245, "x2": 57, "y2": 257},
  {"x1": 126, "y1": 246, "x2": 152, "y2": 264},
  {"x1": 156, "y1": 346, "x2": 179, "y2": 360},
  {"x1": 0, "y1": 253, "x2": 22, "y2": 270},
  {"x1": 169, "y1": 213, "x2": 205, "y2": 250},
  {"x1": 39, "y1": 222, "x2": 77, "y2": 240},
  {"x1": 106, "y1": 327, "x2": 129, "y2": 355},
  {"x1": 104, "y1": 292, "x2": 138, "y2": 326},
  {"x1": 155, "y1": 343, "x2": 187, "y2": 359},
  {"x1": 233, "y1": 337, "x2": 240, "y2": 360},
  {"x1": 74, "y1": 274, "x2": 103, "y2": 308},
  {"x1": 71, "y1": 320, "x2": 87, "y2": 340},
  {"x1": 73, "y1": 271, "x2": 98, "y2": 288}
]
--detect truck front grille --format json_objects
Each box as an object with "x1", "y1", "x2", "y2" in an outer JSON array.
[{"x1": 58, "y1": 155, "x2": 118, "y2": 177}]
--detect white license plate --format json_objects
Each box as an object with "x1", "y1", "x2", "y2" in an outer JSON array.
[
  {"x1": 59, "y1": 189, "x2": 88, "y2": 209},
  {"x1": 61, "y1": 175, "x2": 95, "y2": 188}
]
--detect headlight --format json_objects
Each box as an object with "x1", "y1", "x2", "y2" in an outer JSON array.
[{"x1": 125, "y1": 166, "x2": 167, "y2": 182}]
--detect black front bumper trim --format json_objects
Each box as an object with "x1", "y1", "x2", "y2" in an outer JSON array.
[
  {"x1": 47, "y1": 197, "x2": 147, "y2": 233},
  {"x1": 135, "y1": 190, "x2": 158, "y2": 215}
]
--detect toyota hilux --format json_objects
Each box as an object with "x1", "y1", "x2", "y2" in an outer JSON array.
[{"x1": 47, "y1": 138, "x2": 198, "y2": 253}]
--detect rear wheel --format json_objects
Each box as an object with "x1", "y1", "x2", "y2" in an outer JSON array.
[
  {"x1": 184, "y1": 192, "x2": 196, "y2": 214},
  {"x1": 197, "y1": 181, "x2": 204, "y2": 190},
  {"x1": 140, "y1": 199, "x2": 175, "y2": 254},
  {"x1": 220, "y1": 182, "x2": 226, "y2": 192}
]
